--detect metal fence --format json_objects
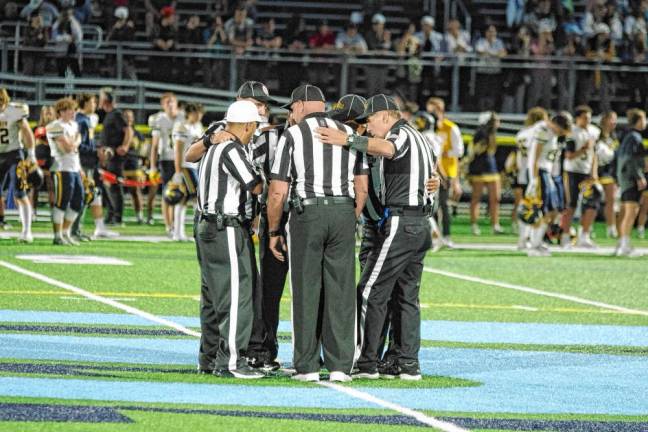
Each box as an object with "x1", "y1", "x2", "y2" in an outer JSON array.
[{"x1": 2, "y1": 40, "x2": 648, "y2": 114}]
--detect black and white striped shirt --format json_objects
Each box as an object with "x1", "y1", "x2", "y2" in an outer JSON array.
[
  {"x1": 197, "y1": 139, "x2": 261, "y2": 218},
  {"x1": 382, "y1": 119, "x2": 436, "y2": 207},
  {"x1": 270, "y1": 112, "x2": 368, "y2": 198}
]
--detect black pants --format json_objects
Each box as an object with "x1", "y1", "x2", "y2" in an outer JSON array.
[
  {"x1": 196, "y1": 219, "x2": 256, "y2": 371},
  {"x1": 357, "y1": 215, "x2": 431, "y2": 371},
  {"x1": 247, "y1": 210, "x2": 289, "y2": 362},
  {"x1": 107, "y1": 156, "x2": 125, "y2": 223},
  {"x1": 288, "y1": 202, "x2": 357, "y2": 374},
  {"x1": 438, "y1": 181, "x2": 451, "y2": 237}
]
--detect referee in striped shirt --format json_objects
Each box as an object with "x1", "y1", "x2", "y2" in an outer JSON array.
[
  {"x1": 318, "y1": 94, "x2": 436, "y2": 381},
  {"x1": 194, "y1": 100, "x2": 264, "y2": 379},
  {"x1": 266, "y1": 84, "x2": 369, "y2": 382}
]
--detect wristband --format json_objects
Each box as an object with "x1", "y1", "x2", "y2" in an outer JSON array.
[
  {"x1": 348, "y1": 135, "x2": 369, "y2": 153},
  {"x1": 268, "y1": 230, "x2": 282, "y2": 237},
  {"x1": 202, "y1": 134, "x2": 212, "y2": 150}
]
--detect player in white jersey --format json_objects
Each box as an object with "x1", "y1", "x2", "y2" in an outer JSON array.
[
  {"x1": 525, "y1": 112, "x2": 572, "y2": 256},
  {"x1": 594, "y1": 111, "x2": 619, "y2": 238},
  {"x1": 561, "y1": 105, "x2": 600, "y2": 248},
  {"x1": 171, "y1": 103, "x2": 204, "y2": 241},
  {"x1": 46, "y1": 97, "x2": 84, "y2": 246},
  {"x1": 0, "y1": 88, "x2": 36, "y2": 242},
  {"x1": 514, "y1": 107, "x2": 548, "y2": 249},
  {"x1": 148, "y1": 92, "x2": 184, "y2": 233}
]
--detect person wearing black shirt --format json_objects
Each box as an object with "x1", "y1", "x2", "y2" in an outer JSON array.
[{"x1": 23, "y1": 14, "x2": 48, "y2": 76}]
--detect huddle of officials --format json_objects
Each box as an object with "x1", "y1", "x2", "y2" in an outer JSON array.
[{"x1": 187, "y1": 82, "x2": 438, "y2": 382}]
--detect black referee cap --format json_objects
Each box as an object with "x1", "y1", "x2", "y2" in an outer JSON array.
[
  {"x1": 237, "y1": 81, "x2": 277, "y2": 105},
  {"x1": 327, "y1": 94, "x2": 367, "y2": 122},
  {"x1": 357, "y1": 94, "x2": 399, "y2": 121},
  {"x1": 282, "y1": 84, "x2": 326, "y2": 109}
]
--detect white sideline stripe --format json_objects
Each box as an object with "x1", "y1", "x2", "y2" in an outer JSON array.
[
  {"x1": 0, "y1": 259, "x2": 461, "y2": 430},
  {"x1": 424, "y1": 267, "x2": 648, "y2": 317},
  {"x1": 319, "y1": 382, "x2": 470, "y2": 432},
  {"x1": 0, "y1": 260, "x2": 201, "y2": 337}
]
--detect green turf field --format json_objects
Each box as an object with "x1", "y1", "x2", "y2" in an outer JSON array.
[{"x1": 1, "y1": 214, "x2": 647, "y2": 431}]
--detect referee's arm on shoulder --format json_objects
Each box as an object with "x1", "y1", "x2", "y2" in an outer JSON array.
[{"x1": 316, "y1": 127, "x2": 406, "y2": 159}]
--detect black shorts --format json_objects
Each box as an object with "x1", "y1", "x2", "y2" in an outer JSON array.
[
  {"x1": 468, "y1": 154, "x2": 499, "y2": 182},
  {"x1": 80, "y1": 152, "x2": 98, "y2": 171},
  {"x1": 598, "y1": 163, "x2": 616, "y2": 184},
  {"x1": 0, "y1": 150, "x2": 26, "y2": 199},
  {"x1": 564, "y1": 171, "x2": 589, "y2": 209},
  {"x1": 35, "y1": 144, "x2": 52, "y2": 171},
  {"x1": 52, "y1": 171, "x2": 85, "y2": 212},
  {"x1": 621, "y1": 187, "x2": 641, "y2": 203},
  {"x1": 159, "y1": 160, "x2": 175, "y2": 185}
]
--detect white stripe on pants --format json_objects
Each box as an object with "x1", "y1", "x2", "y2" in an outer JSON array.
[{"x1": 226, "y1": 226, "x2": 240, "y2": 371}]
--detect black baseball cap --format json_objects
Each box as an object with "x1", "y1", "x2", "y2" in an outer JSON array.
[
  {"x1": 357, "y1": 94, "x2": 400, "y2": 121},
  {"x1": 281, "y1": 84, "x2": 326, "y2": 109},
  {"x1": 326, "y1": 94, "x2": 367, "y2": 122},
  {"x1": 237, "y1": 81, "x2": 277, "y2": 105}
]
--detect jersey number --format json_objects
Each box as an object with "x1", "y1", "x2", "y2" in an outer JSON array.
[{"x1": 0, "y1": 129, "x2": 8, "y2": 147}]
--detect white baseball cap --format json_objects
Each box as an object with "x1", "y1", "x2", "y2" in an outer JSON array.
[
  {"x1": 372, "y1": 13, "x2": 386, "y2": 24},
  {"x1": 114, "y1": 7, "x2": 129, "y2": 19},
  {"x1": 421, "y1": 15, "x2": 435, "y2": 26},
  {"x1": 224, "y1": 100, "x2": 263, "y2": 123}
]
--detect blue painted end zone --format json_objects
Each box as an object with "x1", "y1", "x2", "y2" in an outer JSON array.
[
  {"x1": 1, "y1": 334, "x2": 648, "y2": 415},
  {"x1": 3, "y1": 310, "x2": 648, "y2": 347}
]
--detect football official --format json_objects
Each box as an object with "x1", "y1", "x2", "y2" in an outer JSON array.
[
  {"x1": 194, "y1": 100, "x2": 264, "y2": 379},
  {"x1": 266, "y1": 84, "x2": 369, "y2": 383},
  {"x1": 317, "y1": 94, "x2": 436, "y2": 381}
]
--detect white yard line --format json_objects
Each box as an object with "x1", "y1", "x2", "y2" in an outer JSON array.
[
  {"x1": 0, "y1": 259, "x2": 466, "y2": 431},
  {"x1": 424, "y1": 267, "x2": 648, "y2": 317}
]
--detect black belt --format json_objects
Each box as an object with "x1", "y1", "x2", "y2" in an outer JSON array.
[
  {"x1": 201, "y1": 213, "x2": 249, "y2": 228},
  {"x1": 386, "y1": 205, "x2": 429, "y2": 217},
  {"x1": 301, "y1": 197, "x2": 354, "y2": 207}
]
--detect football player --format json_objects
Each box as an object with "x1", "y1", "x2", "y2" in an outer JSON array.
[
  {"x1": 594, "y1": 111, "x2": 619, "y2": 238},
  {"x1": 171, "y1": 102, "x2": 204, "y2": 241},
  {"x1": 561, "y1": 105, "x2": 600, "y2": 248},
  {"x1": 46, "y1": 97, "x2": 84, "y2": 246},
  {"x1": 514, "y1": 107, "x2": 548, "y2": 250},
  {"x1": 526, "y1": 112, "x2": 573, "y2": 256},
  {"x1": 0, "y1": 88, "x2": 36, "y2": 242},
  {"x1": 148, "y1": 92, "x2": 184, "y2": 234}
]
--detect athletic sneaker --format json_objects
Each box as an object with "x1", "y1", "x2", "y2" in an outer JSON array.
[
  {"x1": 492, "y1": 224, "x2": 505, "y2": 235},
  {"x1": 73, "y1": 233, "x2": 92, "y2": 243},
  {"x1": 213, "y1": 366, "x2": 264, "y2": 379},
  {"x1": 377, "y1": 359, "x2": 400, "y2": 379},
  {"x1": 146, "y1": 217, "x2": 155, "y2": 226},
  {"x1": 0, "y1": 221, "x2": 12, "y2": 230},
  {"x1": 471, "y1": 224, "x2": 481, "y2": 236},
  {"x1": 617, "y1": 247, "x2": 643, "y2": 258},
  {"x1": 248, "y1": 354, "x2": 281, "y2": 372},
  {"x1": 65, "y1": 235, "x2": 80, "y2": 246},
  {"x1": 576, "y1": 236, "x2": 596, "y2": 249},
  {"x1": 197, "y1": 367, "x2": 213, "y2": 375},
  {"x1": 352, "y1": 367, "x2": 379, "y2": 380},
  {"x1": 53, "y1": 237, "x2": 69, "y2": 246},
  {"x1": 398, "y1": 361, "x2": 422, "y2": 381},
  {"x1": 442, "y1": 237, "x2": 455, "y2": 249},
  {"x1": 93, "y1": 228, "x2": 119, "y2": 239},
  {"x1": 291, "y1": 372, "x2": 320, "y2": 382},
  {"x1": 329, "y1": 371, "x2": 352, "y2": 382},
  {"x1": 17, "y1": 233, "x2": 33, "y2": 244},
  {"x1": 560, "y1": 233, "x2": 572, "y2": 249},
  {"x1": 606, "y1": 226, "x2": 618, "y2": 239}
]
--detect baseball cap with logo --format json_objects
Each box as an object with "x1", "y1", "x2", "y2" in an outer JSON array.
[
  {"x1": 237, "y1": 81, "x2": 277, "y2": 105},
  {"x1": 356, "y1": 94, "x2": 400, "y2": 121},
  {"x1": 327, "y1": 94, "x2": 368, "y2": 122},
  {"x1": 224, "y1": 100, "x2": 264, "y2": 123},
  {"x1": 281, "y1": 84, "x2": 326, "y2": 109}
]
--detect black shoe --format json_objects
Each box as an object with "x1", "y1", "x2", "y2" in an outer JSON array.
[
  {"x1": 213, "y1": 365, "x2": 264, "y2": 379},
  {"x1": 352, "y1": 366, "x2": 379, "y2": 380},
  {"x1": 377, "y1": 358, "x2": 400, "y2": 380},
  {"x1": 248, "y1": 353, "x2": 281, "y2": 372},
  {"x1": 398, "y1": 361, "x2": 422, "y2": 381}
]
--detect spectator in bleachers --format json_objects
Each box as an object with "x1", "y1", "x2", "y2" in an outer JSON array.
[
  {"x1": 364, "y1": 13, "x2": 392, "y2": 95},
  {"x1": 180, "y1": 14, "x2": 204, "y2": 84},
  {"x1": 22, "y1": 13, "x2": 48, "y2": 76},
  {"x1": 283, "y1": 14, "x2": 309, "y2": 49},
  {"x1": 309, "y1": 20, "x2": 335, "y2": 50},
  {"x1": 582, "y1": 0, "x2": 608, "y2": 36},
  {"x1": 624, "y1": 5, "x2": 646, "y2": 39},
  {"x1": 106, "y1": 7, "x2": 136, "y2": 80},
  {"x1": 523, "y1": 0, "x2": 557, "y2": 35},
  {"x1": 225, "y1": 3, "x2": 254, "y2": 54},
  {"x1": 556, "y1": 26, "x2": 585, "y2": 109},
  {"x1": 335, "y1": 23, "x2": 368, "y2": 53},
  {"x1": 20, "y1": 0, "x2": 59, "y2": 28},
  {"x1": 527, "y1": 21, "x2": 555, "y2": 108},
  {"x1": 52, "y1": 7, "x2": 83, "y2": 77},
  {"x1": 604, "y1": 1, "x2": 624, "y2": 42},
  {"x1": 151, "y1": 6, "x2": 178, "y2": 82},
  {"x1": 475, "y1": 25, "x2": 507, "y2": 110},
  {"x1": 243, "y1": 0, "x2": 258, "y2": 21},
  {"x1": 395, "y1": 22, "x2": 423, "y2": 102},
  {"x1": 583, "y1": 23, "x2": 616, "y2": 109},
  {"x1": 416, "y1": 16, "x2": 444, "y2": 105},
  {"x1": 444, "y1": 18, "x2": 472, "y2": 54},
  {"x1": 145, "y1": 0, "x2": 176, "y2": 37},
  {"x1": 203, "y1": 15, "x2": 227, "y2": 88},
  {"x1": 2, "y1": 2, "x2": 19, "y2": 23},
  {"x1": 256, "y1": 18, "x2": 282, "y2": 49}
]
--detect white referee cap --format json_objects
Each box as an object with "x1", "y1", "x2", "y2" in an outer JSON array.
[{"x1": 225, "y1": 100, "x2": 263, "y2": 123}]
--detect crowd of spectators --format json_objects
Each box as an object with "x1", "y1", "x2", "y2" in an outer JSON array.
[{"x1": 2, "y1": 0, "x2": 647, "y2": 110}]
